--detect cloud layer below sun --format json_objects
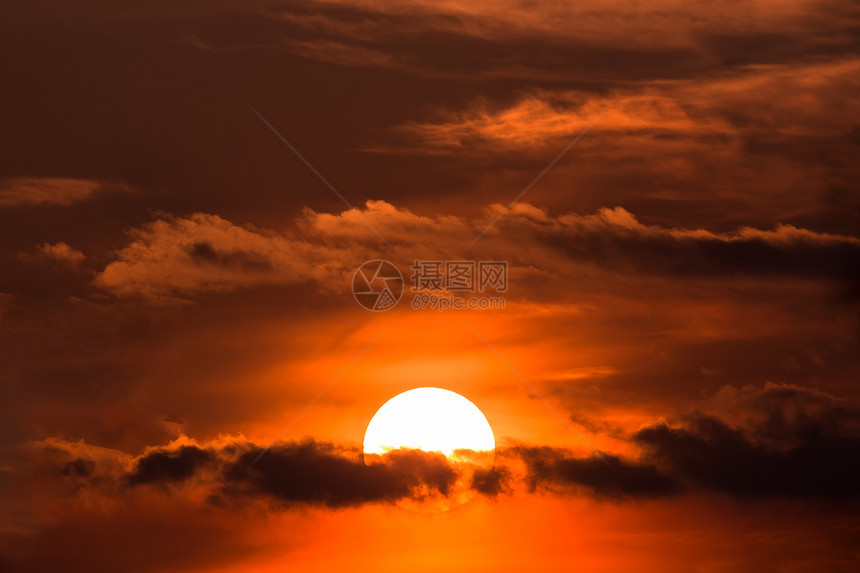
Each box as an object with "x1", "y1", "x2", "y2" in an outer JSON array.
[{"x1": 6, "y1": 380, "x2": 855, "y2": 530}]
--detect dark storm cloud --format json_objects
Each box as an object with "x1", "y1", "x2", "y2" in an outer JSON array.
[
  {"x1": 507, "y1": 446, "x2": 680, "y2": 499},
  {"x1": 724, "y1": 382, "x2": 860, "y2": 445},
  {"x1": 636, "y1": 417, "x2": 860, "y2": 498},
  {"x1": 88, "y1": 437, "x2": 679, "y2": 505},
  {"x1": 120, "y1": 439, "x2": 463, "y2": 507},
  {"x1": 128, "y1": 445, "x2": 216, "y2": 485},
  {"x1": 634, "y1": 384, "x2": 860, "y2": 499},
  {"x1": 19, "y1": 385, "x2": 860, "y2": 522},
  {"x1": 470, "y1": 465, "x2": 512, "y2": 497},
  {"x1": 222, "y1": 442, "x2": 459, "y2": 508},
  {"x1": 119, "y1": 439, "x2": 681, "y2": 504}
]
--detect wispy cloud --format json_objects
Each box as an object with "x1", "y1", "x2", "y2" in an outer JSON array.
[
  {"x1": 0, "y1": 177, "x2": 126, "y2": 207},
  {"x1": 374, "y1": 58, "x2": 860, "y2": 154},
  {"x1": 19, "y1": 242, "x2": 86, "y2": 266}
]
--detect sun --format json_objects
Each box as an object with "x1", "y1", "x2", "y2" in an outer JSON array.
[{"x1": 363, "y1": 387, "x2": 495, "y2": 460}]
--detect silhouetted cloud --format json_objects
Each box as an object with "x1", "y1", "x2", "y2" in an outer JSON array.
[
  {"x1": 636, "y1": 417, "x2": 860, "y2": 498},
  {"x1": 36, "y1": 436, "x2": 684, "y2": 507},
  {"x1": 635, "y1": 384, "x2": 860, "y2": 498},
  {"x1": 508, "y1": 447, "x2": 680, "y2": 499},
  {"x1": 222, "y1": 441, "x2": 459, "y2": 508},
  {"x1": 532, "y1": 206, "x2": 860, "y2": 280},
  {"x1": 10, "y1": 384, "x2": 860, "y2": 534},
  {"x1": 469, "y1": 465, "x2": 512, "y2": 497},
  {"x1": 94, "y1": 438, "x2": 685, "y2": 504},
  {"x1": 128, "y1": 445, "x2": 216, "y2": 486}
]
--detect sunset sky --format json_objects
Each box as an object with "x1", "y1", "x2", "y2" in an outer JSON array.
[{"x1": 1, "y1": 1, "x2": 859, "y2": 571}]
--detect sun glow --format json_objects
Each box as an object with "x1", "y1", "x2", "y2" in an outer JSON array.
[{"x1": 363, "y1": 387, "x2": 495, "y2": 459}]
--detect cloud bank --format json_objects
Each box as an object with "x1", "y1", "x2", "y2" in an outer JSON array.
[{"x1": 91, "y1": 202, "x2": 860, "y2": 303}]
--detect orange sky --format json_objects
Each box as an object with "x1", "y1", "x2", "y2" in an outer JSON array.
[{"x1": 1, "y1": 0, "x2": 859, "y2": 571}]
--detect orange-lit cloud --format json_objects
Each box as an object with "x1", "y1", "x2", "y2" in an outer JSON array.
[
  {"x1": 377, "y1": 58, "x2": 860, "y2": 153},
  {"x1": 19, "y1": 242, "x2": 86, "y2": 267},
  {"x1": 0, "y1": 177, "x2": 123, "y2": 208},
  {"x1": 92, "y1": 201, "x2": 860, "y2": 302}
]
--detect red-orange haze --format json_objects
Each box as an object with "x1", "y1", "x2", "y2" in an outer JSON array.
[{"x1": 0, "y1": 1, "x2": 858, "y2": 571}]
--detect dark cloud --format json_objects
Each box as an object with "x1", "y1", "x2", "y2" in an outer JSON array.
[
  {"x1": 6, "y1": 390, "x2": 860, "y2": 552},
  {"x1": 715, "y1": 383, "x2": 860, "y2": 446},
  {"x1": 470, "y1": 465, "x2": 512, "y2": 497},
  {"x1": 518, "y1": 208, "x2": 860, "y2": 281},
  {"x1": 509, "y1": 446, "x2": 680, "y2": 500},
  {"x1": 635, "y1": 384, "x2": 860, "y2": 499},
  {"x1": 61, "y1": 458, "x2": 95, "y2": 478},
  {"x1": 51, "y1": 0, "x2": 852, "y2": 81},
  {"x1": 128, "y1": 445, "x2": 215, "y2": 485},
  {"x1": 120, "y1": 439, "x2": 682, "y2": 504},
  {"x1": 222, "y1": 442, "x2": 459, "y2": 508},
  {"x1": 636, "y1": 417, "x2": 860, "y2": 499},
  {"x1": 186, "y1": 241, "x2": 274, "y2": 272},
  {"x1": 25, "y1": 383, "x2": 860, "y2": 510}
]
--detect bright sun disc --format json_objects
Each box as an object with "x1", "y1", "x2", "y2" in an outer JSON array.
[{"x1": 363, "y1": 387, "x2": 495, "y2": 459}]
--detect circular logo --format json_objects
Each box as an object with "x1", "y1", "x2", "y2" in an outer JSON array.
[{"x1": 352, "y1": 260, "x2": 404, "y2": 311}]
